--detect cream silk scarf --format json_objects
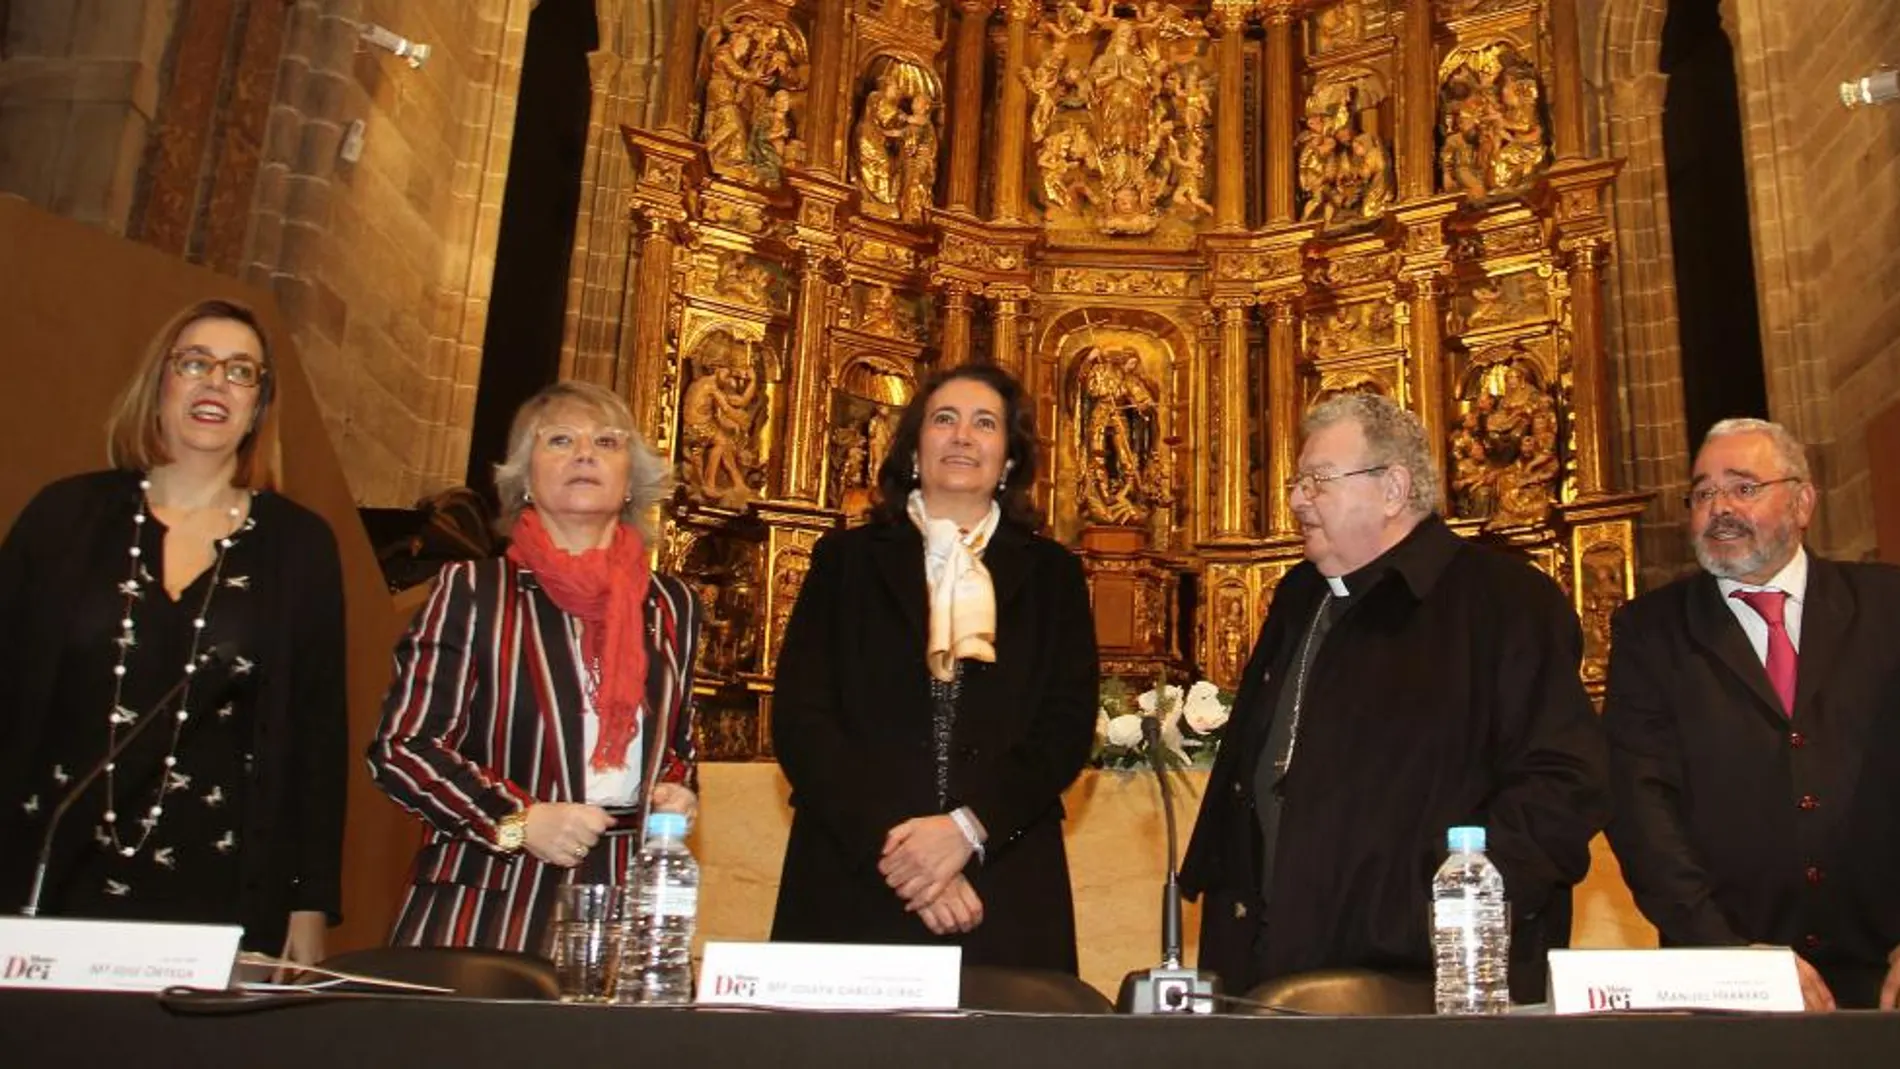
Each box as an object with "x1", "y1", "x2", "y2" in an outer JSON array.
[{"x1": 907, "y1": 489, "x2": 1000, "y2": 682}]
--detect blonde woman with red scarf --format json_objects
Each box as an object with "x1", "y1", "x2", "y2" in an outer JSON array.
[{"x1": 369, "y1": 382, "x2": 701, "y2": 952}]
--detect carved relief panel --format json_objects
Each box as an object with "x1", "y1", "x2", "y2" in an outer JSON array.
[
  {"x1": 852, "y1": 56, "x2": 942, "y2": 224},
  {"x1": 700, "y1": 8, "x2": 812, "y2": 187}
]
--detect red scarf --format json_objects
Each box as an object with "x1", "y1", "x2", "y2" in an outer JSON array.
[{"x1": 506, "y1": 509, "x2": 651, "y2": 771}]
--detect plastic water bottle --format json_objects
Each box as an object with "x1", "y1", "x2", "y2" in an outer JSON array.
[
  {"x1": 1431, "y1": 825, "x2": 1511, "y2": 1015},
  {"x1": 624, "y1": 811, "x2": 699, "y2": 1004}
]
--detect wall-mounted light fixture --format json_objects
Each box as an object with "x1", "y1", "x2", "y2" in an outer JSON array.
[
  {"x1": 359, "y1": 23, "x2": 430, "y2": 70},
  {"x1": 1841, "y1": 68, "x2": 1898, "y2": 109}
]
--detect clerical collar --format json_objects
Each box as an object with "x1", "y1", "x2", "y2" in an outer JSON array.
[{"x1": 1328, "y1": 514, "x2": 1459, "y2": 601}]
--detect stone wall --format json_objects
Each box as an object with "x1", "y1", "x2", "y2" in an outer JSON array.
[
  {"x1": 1726, "y1": 0, "x2": 1900, "y2": 561},
  {"x1": 243, "y1": 0, "x2": 531, "y2": 506}
]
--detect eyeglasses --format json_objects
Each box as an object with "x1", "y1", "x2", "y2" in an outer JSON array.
[
  {"x1": 1285, "y1": 465, "x2": 1389, "y2": 498},
  {"x1": 1683, "y1": 476, "x2": 1801, "y2": 510},
  {"x1": 169, "y1": 347, "x2": 267, "y2": 389},
  {"x1": 537, "y1": 425, "x2": 632, "y2": 455}
]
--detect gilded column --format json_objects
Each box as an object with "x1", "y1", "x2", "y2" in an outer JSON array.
[
  {"x1": 1212, "y1": 1, "x2": 1249, "y2": 230},
  {"x1": 804, "y1": 0, "x2": 848, "y2": 174},
  {"x1": 1214, "y1": 299, "x2": 1254, "y2": 539},
  {"x1": 1548, "y1": 0, "x2": 1587, "y2": 159},
  {"x1": 994, "y1": 1, "x2": 1035, "y2": 221},
  {"x1": 1263, "y1": 1, "x2": 1297, "y2": 223},
  {"x1": 656, "y1": 0, "x2": 702, "y2": 135},
  {"x1": 783, "y1": 250, "x2": 841, "y2": 502},
  {"x1": 991, "y1": 289, "x2": 1028, "y2": 377},
  {"x1": 1266, "y1": 297, "x2": 1300, "y2": 537},
  {"x1": 1400, "y1": 0, "x2": 1437, "y2": 199},
  {"x1": 946, "y1": 1, "x2": 995, "y2": 214},
  {"x1": 941, "y1": 283, "x2": 976, "y2": 365},
  {"x1": 1406, "y1": 275, "x2": 1450, "y2": 478},
  {"x1": 1569, "y1": 241, "x2": 1612, "y2": 494},
  {"x1": 627, "y1": 215, "x2": 680, "y2": 438}
]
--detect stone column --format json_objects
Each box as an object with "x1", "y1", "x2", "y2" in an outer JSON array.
[
  {"x1": 1263, "y1": 1, "x2": 1298, "y2": 223},
  {"x1": 1212, "y1": 1, "x2": 1249, "y2": 230},
  {"x1": 945, "y1": 1, "x2": 995, "y2": 214},
  {"x1": 994, "y1": 1, "x2": 1036, "y2": 221},
  {"x1": 941, "y1": 283, "x2": 976, "y2": 365},
  {"x1": 803, "y1": 0, "x2": 849, "y2": 174},
  {"x1": 1569, "y1": 241, "x2": 1613, "y2": 494},
  {"x1": 1266, "y1": 297, "x2": 1301, "y2": 537},
  {"x1": 1214, "y1": 299, "x2": 1254, "y2": 539},
  {"x1": 1400, "y1": 0, "x2": 1437, "y2": 199}
]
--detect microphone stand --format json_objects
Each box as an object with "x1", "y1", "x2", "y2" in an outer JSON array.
[
  {"x1": 1115, "y1": 713, "x2": 1222, "y2": 1014},
  {"x1": 22, "y1": 647, "x2": 228, "y2": 917}
]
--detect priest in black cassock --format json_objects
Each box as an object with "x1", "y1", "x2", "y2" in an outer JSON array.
[{"x1": 1181, "y1": 392, "x2": 1609, "y2": 1003}]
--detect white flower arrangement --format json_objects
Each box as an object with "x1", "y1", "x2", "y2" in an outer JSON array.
[{"x1": 1092, "y1": 677, "x2": 1233, "y2": 771}]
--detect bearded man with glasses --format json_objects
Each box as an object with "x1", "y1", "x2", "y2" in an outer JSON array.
[
  {"x1": 1605, "y1": 418, "x2": 1900, "y2": 1011},
  {"x1": 1182, "y1": 392, "x2": 1608, "y2": 1005}
]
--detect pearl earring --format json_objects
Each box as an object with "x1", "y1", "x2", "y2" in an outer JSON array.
[
  {"x1": 523, "y1": 490, "x2": 534, "y2": 505},
  {"x1": 911, "y1": 456, "x2": 920, "y2": 483}
]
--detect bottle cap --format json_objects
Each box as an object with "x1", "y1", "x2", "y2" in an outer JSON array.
[
  {"x1": 646, "y1": 811, "x2": 688, "y2": 839},
  {"x1": 1446, "y1": 825, "x2": 1486, "y2": 853}
]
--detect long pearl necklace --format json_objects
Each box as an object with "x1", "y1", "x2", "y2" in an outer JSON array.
[{"x1": 102, "y1": 478, "x2": 246, "y2": 859}]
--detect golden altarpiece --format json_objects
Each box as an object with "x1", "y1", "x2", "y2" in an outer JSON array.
[{"x1": 577, "y1": 0, "x2": 1646, "y2": 759}]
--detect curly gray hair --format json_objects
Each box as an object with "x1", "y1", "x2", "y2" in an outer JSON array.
[
  {"x1": 1702, "y1": 417, "x2": 1811, "y2": 482},
  {"x1": 1302, "y1": 391, "x2": 1444, "y2": 517},
  {"x1": 492, "y1": 381, "x2": 672, "y2": 539}
]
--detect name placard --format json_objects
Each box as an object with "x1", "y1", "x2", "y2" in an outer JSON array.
[
  {"x1": 1547, "y1": 947, "x2": 1803, "y2": 1014},
  {"x1": 697, "y1": 941, "x2": 961, "y2": 1011},
  {"x1": 0, "y1": 916, "x2": 242, "y2": 993}
]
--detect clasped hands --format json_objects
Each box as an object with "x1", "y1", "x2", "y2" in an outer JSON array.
[
  {"x1": 879, "y1": 813, "x2": 985, "y2": 936},
  {"x1": 520, "y1": 783, "x2": 698, "y2": 868}
]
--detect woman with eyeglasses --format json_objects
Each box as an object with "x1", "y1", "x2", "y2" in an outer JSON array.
[
  {"x1": 368, "y1": 381, "x2": 701, "y2": 950},
  {"x1": 0, "y1": 299, "x2": 348, "y2": 968}
]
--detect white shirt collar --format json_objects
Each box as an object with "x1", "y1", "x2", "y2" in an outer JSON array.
[
  {"x1": 1324, "y1": 575, "x2": 1350, "y2": 598},
  {"x1": 1715, "y1": 545, "x2": 1809, "y2": 604}
]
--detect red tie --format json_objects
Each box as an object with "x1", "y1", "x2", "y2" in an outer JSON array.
[{"x1": 1732, "y1": 589, "x2": 1797, "y2": 717}]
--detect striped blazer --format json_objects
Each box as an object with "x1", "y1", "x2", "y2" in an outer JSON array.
[{"x1": 367, "y1": 557, "x2": 700, "y2": 952}]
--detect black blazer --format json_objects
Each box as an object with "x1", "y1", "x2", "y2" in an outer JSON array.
[
  {"x1": 0, "y1": 471, "x2": 347, "y2": 951},
  {"x1": 1181, "y1": 516, "x2": 1609, "y2": 999},
  {"x1": 769, "y1": 518, "x2": 1099, "y2": 973},
  {"x1": 1603, "y1": 554, "x2": 1900, "y2": 1002}
]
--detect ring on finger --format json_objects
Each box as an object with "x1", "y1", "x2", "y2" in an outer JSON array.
[{"x1": 572, "y1": 844, "x2": 588, "y2": 859}]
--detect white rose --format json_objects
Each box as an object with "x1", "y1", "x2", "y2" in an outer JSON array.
[
  {"x1": 1106, "y1": 713, "x2": 1145, "y2": 748},
  {"x1": 1095, "y1": 707, "x2": 1113, "y2": 742},
  {"x1": 1136, "y1": 685, "x2": 1186, "y2": 732},
  {"x1": 1182, "y1": 683, "x2": 1230, "y2": 733}
]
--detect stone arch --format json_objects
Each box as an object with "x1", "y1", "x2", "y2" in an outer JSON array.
[
  {"x1": 1587, "y1": 0, "x2": 1695, "y2": 584},
  {"x1": 560, "y1": 0, "x2": 669, "y2": 389}
]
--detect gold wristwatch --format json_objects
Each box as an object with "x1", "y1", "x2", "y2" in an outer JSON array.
[{"x1": 494, "y1": 809, "x2": 528, "y2": 853}]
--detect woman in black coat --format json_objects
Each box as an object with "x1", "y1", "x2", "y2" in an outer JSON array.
[{"x1": 770, "y1": 365, "x2": 1099, "y2": 973}]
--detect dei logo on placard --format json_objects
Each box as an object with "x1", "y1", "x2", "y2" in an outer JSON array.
[
  {"x1": 1586, "y1": 985, "x2": 1633, "y2": 1011},
  {"x1": 711, "y1": 973, "x2": 759, "y2": 998},
  {"x1": 3, "y1": 955, "x2": 55, "y2": 982}
]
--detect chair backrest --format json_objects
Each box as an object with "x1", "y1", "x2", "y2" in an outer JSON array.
[
  {"x1": 319, "y1": 946, "x2": 561, "y2": 1001},
  {"x1": 1244, "y1": 968, "x2": 1435, "y2": 1016},
  {"x1": 959, "y1": 965, "x2": 1115, "y2": 1014}
]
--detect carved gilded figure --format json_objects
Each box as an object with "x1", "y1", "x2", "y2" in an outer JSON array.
[
  {"x1": 1077, "y1": 346, "x2": 1162, "y2": 525},
  {"x1": 1438, "y1": 44, "x2": 1551, "y2": 197},
  {"x1": 854, "y1": 74, "x2": 905, "y2": 209},
  {"x1": 1026, "y1": 7, "x2": 1211, "y2": 236},
  {"x1": 897, "y1": 95, "x2": 939, "y2": 223},
  {"x1": 679, "y1": 337, "x2": 764, "y2": 508},
  {"x1": 1313, "y1": 1, "x2": 1367, "y2": 53},
  {"x1": 1216, "y1": 587, "x2": 1249, "y2": 687},
  {"x1": 699, "y1": 18, "x2": 809, "y2": 186}
]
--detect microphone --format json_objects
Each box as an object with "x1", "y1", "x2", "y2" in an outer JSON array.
[
  {"x1": 1115, "y1": 714, "x2": 1222, "y2": 1014},
  {"x1": 1841, "y1": 67, "x2": 1899, "y2": 108},
  {"x1": 21, "y1": 642, "x2": 237, "y2": 917}
]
